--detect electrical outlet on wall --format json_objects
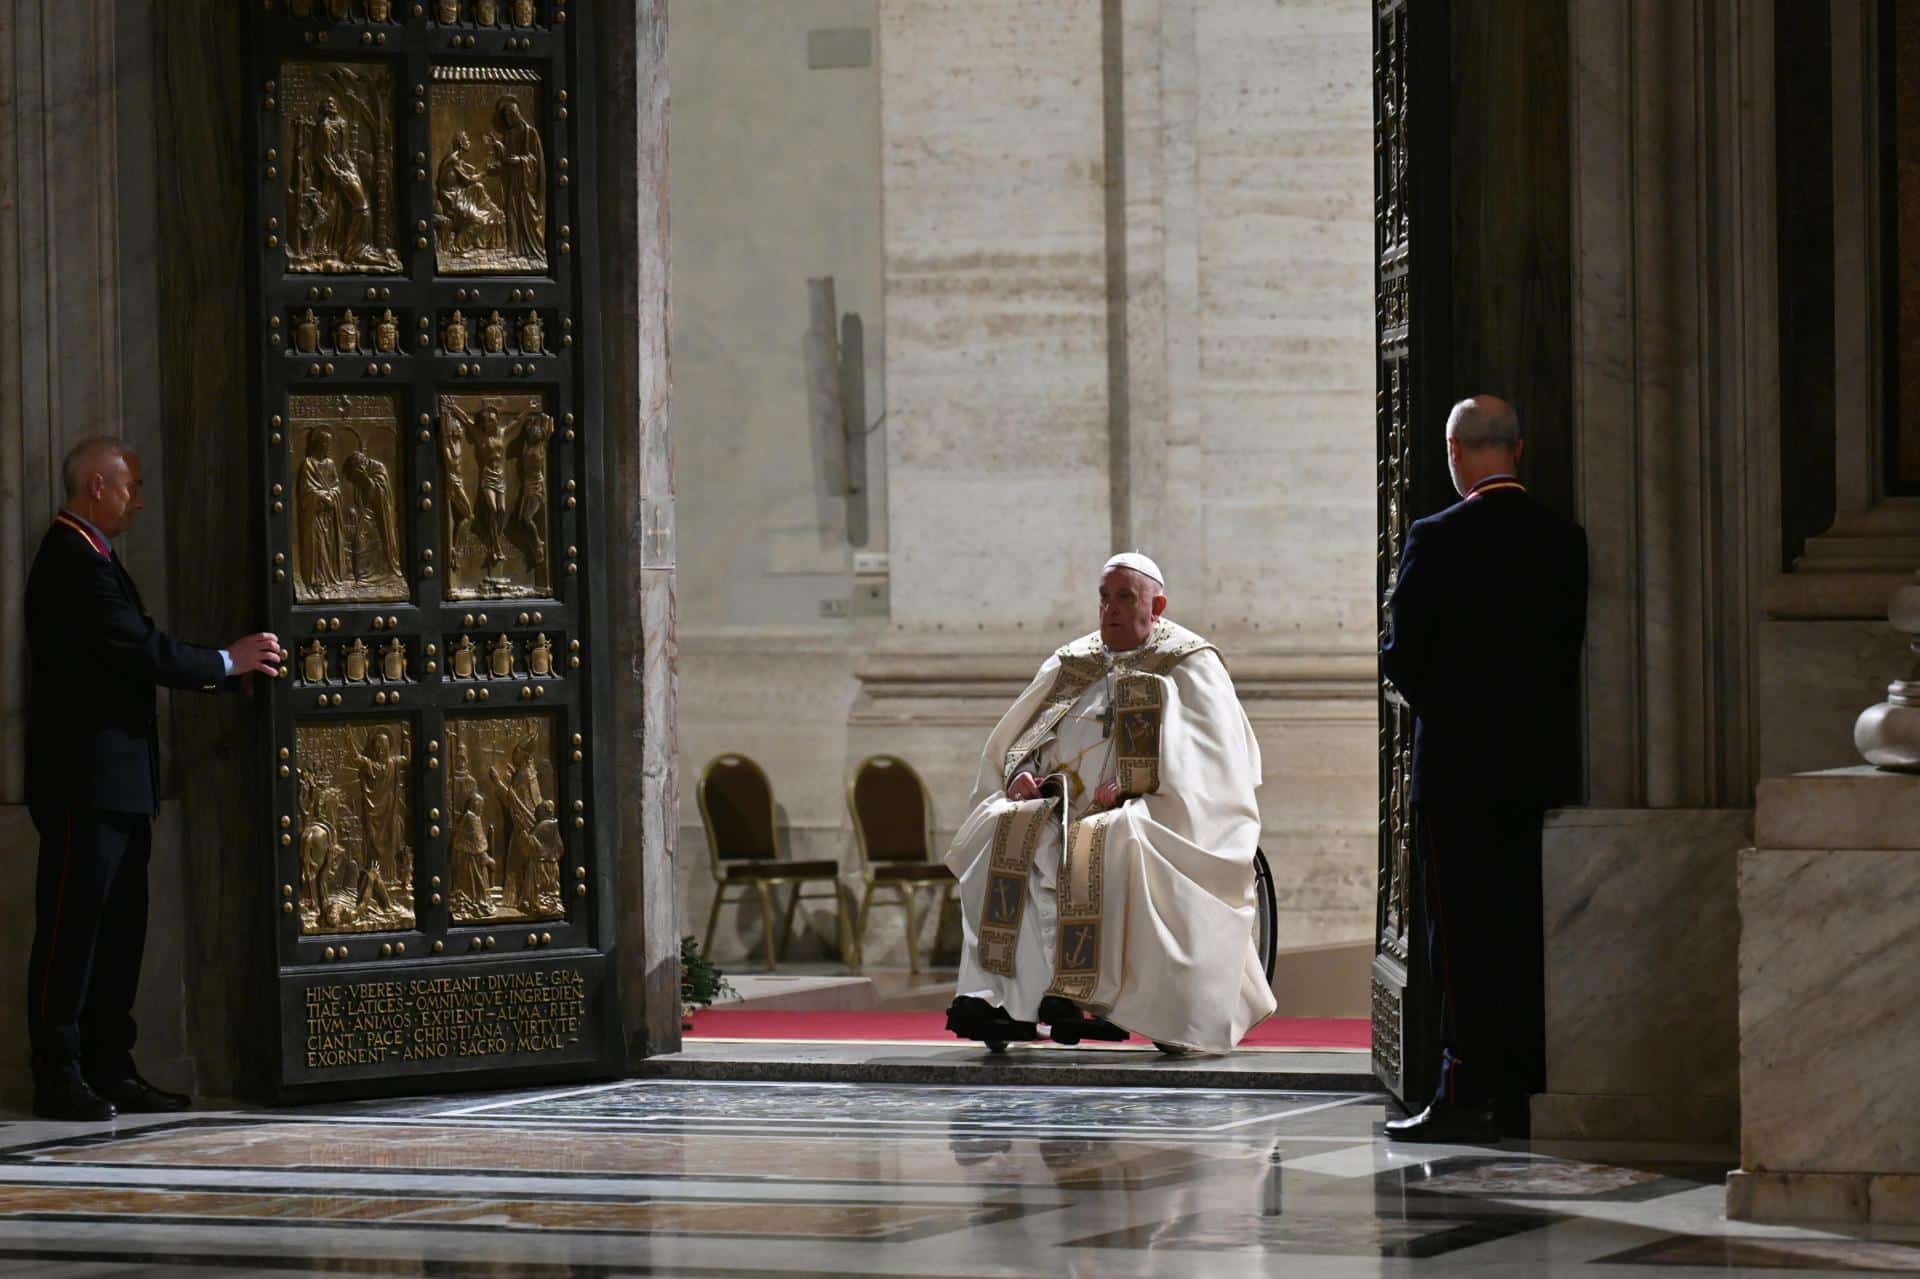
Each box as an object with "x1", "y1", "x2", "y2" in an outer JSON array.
[
  {"x1": 850, "y1": 579, "x2": 889, "y2": 618},
  {"x1": 819, "y1": 598, "x2": 849, "y2": 619}
]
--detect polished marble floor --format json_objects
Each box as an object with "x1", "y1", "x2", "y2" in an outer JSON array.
[{"x1": 0, "y1": 1082, "x2": 1909, "y2": 1275}]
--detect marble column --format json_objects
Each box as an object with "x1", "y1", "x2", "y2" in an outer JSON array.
[
  {"x1": 1539, "y1": 0, "x2": 1779, "y2": 1141},
  {"x1": 1729, "y1": 769, "x2": 1920, "y2": 1224},
  {"x1": 1532, "y1": 808, "x2": 1749, "y2": 1143},
  {"x1": 1569, "y1": 0, "x2": 1778, "y2": 811}
]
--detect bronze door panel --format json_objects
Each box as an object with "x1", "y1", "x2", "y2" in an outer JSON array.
[
  {"x1": 295, "y1": 718, "x2": 417, "y2": 935},
  {"x1": 438, "y1": 391, "x2": 553, "y2": 598},
  {"x1": 280, "y1": 60, "x2": 405, "y2": 275},
  {"x1": 429, "y1": 70, "x2": 548, "y2": 275},
  {"x1": 289, "y1": 393, "x2": 410, "y2": 603},
  {"x1": 444, "y1": 712, "x2": 565, "y2": 924}
]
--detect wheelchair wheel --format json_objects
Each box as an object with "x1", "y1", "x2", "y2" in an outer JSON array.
[{"x1": 1253, "y1": 846, "x2": 1278, "y2": 984}]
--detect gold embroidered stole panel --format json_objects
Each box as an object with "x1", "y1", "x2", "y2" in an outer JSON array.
[{"x1": 983, "y1": 619, "x2": 1215, "y2": 989}]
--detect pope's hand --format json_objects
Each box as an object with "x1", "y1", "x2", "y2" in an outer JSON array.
[
  {"x1": 228, "y1": 632, "x2": 284, "y2": 676},
  {"x1": 1092, "y1": 778, "x2": 1122, "y2": 810},
  {"x1": 1006, "y1": 771, "x2": 1043, "y2": 802}
]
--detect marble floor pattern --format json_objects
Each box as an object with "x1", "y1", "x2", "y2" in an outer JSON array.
[{"x1": 0, "y1": 1082, "x2": 1909, "y2": 1275}]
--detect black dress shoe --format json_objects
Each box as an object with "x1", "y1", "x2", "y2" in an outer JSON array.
[
  {"x1": 945, "y1": 996, "x2": 1041, "y2": 1046},
  {"x1": 1384, "y1": 1100, "x2": 1501, "y2": 1144},
  {"x1": 1038, "y1": 995, "x2": 1128, "y2": 1045},
  {"x1": 32, "y1": 1074, "x2": 116, "y2": 1122},
  {"x1": 90, "y1": 1072, "x2": 191, "y2": 1114}
]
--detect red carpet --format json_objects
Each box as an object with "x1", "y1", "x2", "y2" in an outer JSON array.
[{"x1": 686, "y1": 1008, "x2": 1369, "y2": 1051}]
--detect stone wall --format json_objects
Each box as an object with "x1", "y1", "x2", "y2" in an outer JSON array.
[{"x1": 0, "y1": 0, "x2": 201, "y2": 1099}]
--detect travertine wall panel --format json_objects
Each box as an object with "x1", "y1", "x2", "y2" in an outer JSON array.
[
  {"x1": 1188, "y1": 0, "x2": 1375, "y2": 645},
  {"x1": 879, "y1": 0, "x2": 1111, "y2": 630}
]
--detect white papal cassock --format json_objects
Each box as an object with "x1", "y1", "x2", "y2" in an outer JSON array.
[{"x1": 945, "y1": 618, "x2": 1275, "y2": 1052}]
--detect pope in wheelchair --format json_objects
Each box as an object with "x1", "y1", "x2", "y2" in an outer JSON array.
[{"x1": 944, "y1": 553, "x2": 1277, "y2": 1054}]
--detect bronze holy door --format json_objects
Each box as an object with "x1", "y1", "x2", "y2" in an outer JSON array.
[
  {"x1": 1372, "y1": 0, "x2": 1451, "y2": 1110},
  {"x1": 248, "y1": 0, "x2": 619, "y2": 1097}
]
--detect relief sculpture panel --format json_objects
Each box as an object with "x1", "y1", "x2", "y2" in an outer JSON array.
[
  {"x1": 290, "y1": 393, "x2": 408, "y2": 603},
  {"x1": 444, "y1": 713, "x2": 565, "y2": 924},
  {"x1": 281, "y1": 61, "x2": 403, "y2": 275},
  {"x1": 296, "y1": 719, "x2": 416, "y2": 934},
  {"x1": 430, "y1": 68, "x2": 547, "y2": 275},
  {"x1": 439, "y1": 391, "x2": 552, "y2": 599}
]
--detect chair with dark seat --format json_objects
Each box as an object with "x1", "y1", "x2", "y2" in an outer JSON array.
[
  {"x1": 697, "y1": 753, "x2": 850, "y2": 970},
  {"x1": 846, "y1": 755, "x2": 955, "y2": 972}
]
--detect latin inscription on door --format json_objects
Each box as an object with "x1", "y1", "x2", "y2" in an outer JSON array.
[{"x1": 297, "y1": 961, "x2": 596, "y2": 1074}]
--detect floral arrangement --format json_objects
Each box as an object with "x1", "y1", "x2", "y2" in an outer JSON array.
[{"x1": 680, "y1": 935, "x2": 734, "y2": 1024}]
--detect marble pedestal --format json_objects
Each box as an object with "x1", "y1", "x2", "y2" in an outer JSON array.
[
  {"x1": 1530, "y1": 808, "x2": 1748, "y2": 1144},
  {"x1": 1728, "y1": 768, "x2": 1920, "y2": 1224}
]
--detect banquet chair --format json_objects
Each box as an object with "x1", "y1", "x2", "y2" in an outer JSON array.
[
  {"x1": 697, "y1": 753, "x2": 850, "y2": 970},
  {"x1": 846, "y1": 754, "x2": 956, "y2": 972}
]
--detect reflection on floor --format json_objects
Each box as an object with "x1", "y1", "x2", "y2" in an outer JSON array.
[{"x1": 0, "y1": 1081, "x2": 1910, "y2": 1275}]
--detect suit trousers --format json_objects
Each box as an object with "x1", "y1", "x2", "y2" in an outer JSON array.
[
  {"x1": 1413, "y1": 801, "x2": 1546, "y2": 1112},
  {"x1": 26, "y1": 806, "x2": 151, "y2": 1081}
]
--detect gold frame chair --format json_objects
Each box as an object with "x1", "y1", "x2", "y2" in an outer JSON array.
[
  {"x1": 846, "y1": 754, "x2": 956, "y2": 972},
  {"x1": 696, "y1": 753, "x2": 850, "y2": 971}
]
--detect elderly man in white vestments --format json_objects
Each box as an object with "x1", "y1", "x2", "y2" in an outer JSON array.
[{"x1": 943, "y1": 553, "x2": 1276, "y2": 1054}]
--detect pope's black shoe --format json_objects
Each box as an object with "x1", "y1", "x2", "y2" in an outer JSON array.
[
  {"x1": 90, "y1": 1071, "x2": 191, "y2": 1115},
  {"x1": 32, "y1": 1072, "x2": 116, "y2": 1122},
  {"x1": 1038, "y1": 996, "x2": 1128, "y2": 1045},
  {"x1": 1384, "y1": 1100, "x2": 1501, "y2": 1144},
  {"x1": 945, "y1": 996, "x2": 1041, "y2": 1044}
]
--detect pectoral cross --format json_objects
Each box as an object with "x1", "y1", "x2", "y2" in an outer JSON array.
[{"x1": 644, "y1": 504, "x2": 673, "y2": 565}]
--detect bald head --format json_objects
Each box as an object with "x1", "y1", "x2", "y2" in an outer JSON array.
[
  {"x1": 63, "y1": 436, "x2": 133, "y2": 501},
  {"x1": 62, "y1": 435, "x2": 144, "y2": 537},
  {"x1": 1444, "y1": 395, "x2": 1523, "y2": 496},
  {"x1": 1446, "y1": 395, "x2": 1521, "y2": 448}
]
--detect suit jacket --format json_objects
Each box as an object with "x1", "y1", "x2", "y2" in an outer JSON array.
[
  {"x1": 1380, "y1": 485, "x2": 1589, "y2": 812},
  {"x1": 24, "y1": 518, "x2": 226, "y2": 815}
]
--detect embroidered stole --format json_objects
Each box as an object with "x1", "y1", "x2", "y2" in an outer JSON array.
[
  {"x1": 980, "y1": 618, "x2": 1216, "y2": 987},
  {"x1": 1044, "y1": 812, "x2": 1113, "y2": 1002},
  {"x1": 978, "y1": 792, "x2": 1064, "y2": 978}
]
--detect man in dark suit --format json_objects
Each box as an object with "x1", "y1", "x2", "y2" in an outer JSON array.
[
  {"x1": 1379, "y1": 396, "x2": 1588, "y2": 1143},
  {"x1": 25, "y1": 436, "x2": 283, "y2": 1120}
]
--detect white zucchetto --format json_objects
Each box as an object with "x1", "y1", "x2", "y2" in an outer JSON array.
[{"x1": 1103, "y1": 552, "x2": 1165, "y2": 589}]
